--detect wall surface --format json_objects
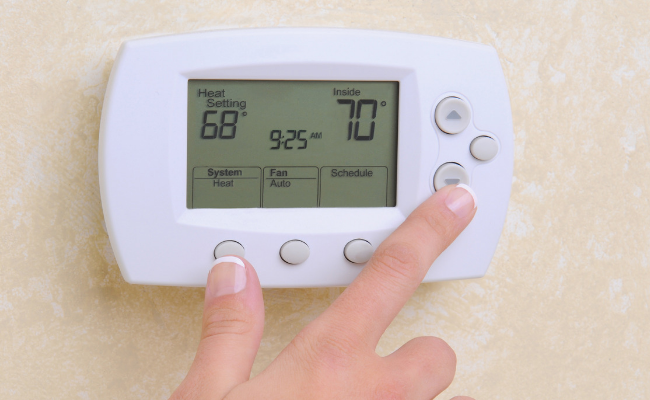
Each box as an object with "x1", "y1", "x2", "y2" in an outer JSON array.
[{"x1": 1, "y1": 1, "x2": 649, "y2": 399}]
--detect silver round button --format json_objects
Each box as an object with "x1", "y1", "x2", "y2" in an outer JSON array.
[
  {"x1": 280, "y1": 240, "x2": 310, "y2": 265},
  {"x1": 470, "y1": 136, "x2": 499, "y2": 161},
  {"x1": 434, "y1": 97, "x2": 472, "y2": 134},
  {"x1": 344, "y1": 239, "x2": 374, "y2": 264},
  {"x1": 433, "y1": 163, "x2": 470, "y2": 191},
  {"x1": 214, "y1": 240, "x2": 245, "y2": 259}
]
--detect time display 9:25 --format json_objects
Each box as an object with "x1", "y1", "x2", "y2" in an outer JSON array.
[
  {"x1": 197, "y1": 98, "x2": 384, "y2": 149},
  {"x1": 269, "y1": 130, "x2": 308, "y2": 150}
]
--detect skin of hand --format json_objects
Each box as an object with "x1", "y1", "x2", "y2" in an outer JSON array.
[{"x1": 170, "y1": 184, "x2": 478, "y2": 400}]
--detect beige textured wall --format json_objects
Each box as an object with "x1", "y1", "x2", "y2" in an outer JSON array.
[{"x1": 1, "y1": 1, "x2": 649, "y2": 399}]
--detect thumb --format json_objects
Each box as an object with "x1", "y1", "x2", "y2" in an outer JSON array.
[{"x1": 172, "y1": 256, "x2": 265, "y2": 400}]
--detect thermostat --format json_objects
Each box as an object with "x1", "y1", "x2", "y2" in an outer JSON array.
[{"x1": 99, "y1": 28, "x2": 513, "y2": 288}]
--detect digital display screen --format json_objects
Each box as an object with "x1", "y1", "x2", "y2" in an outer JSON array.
[{"x1": 187, "y1": 80, "x2": 398, "y2": 208}]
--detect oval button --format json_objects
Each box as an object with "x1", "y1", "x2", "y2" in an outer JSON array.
[
  {"x1": 344, "y1": 239, "x2": 374, "y2": 264},
  {"x1": 280, "y1": 240, "x2": 310, "y2": 265},
  {"x1": 433, "y1": 163, "x2": 470, "y2": 191},
  {"x1": 470, "y1": 136, "x2": 499, "y2": 161},
  {"x1": 214, "y1": 240, "x2": 245, "y2": 259}
]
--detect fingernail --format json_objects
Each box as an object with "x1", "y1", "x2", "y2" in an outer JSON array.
[
  {"x1": 445, "y1": 183, "x2": 477, "y2": 218},
  {"x1": 207, "y1": 256, "x2": 247, "y2": 298}
]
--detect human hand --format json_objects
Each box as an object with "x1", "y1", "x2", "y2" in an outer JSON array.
[{"x1": 171, "y1": 184, "x2": 478, "y2": 400}]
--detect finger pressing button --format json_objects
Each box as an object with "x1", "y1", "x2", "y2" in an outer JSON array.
[{"x1": 280, "y1": 240, "x2": 310, "y2": 265}]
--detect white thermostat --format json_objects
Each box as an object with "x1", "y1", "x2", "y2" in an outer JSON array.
[{"x1": 99, "y1": 28, "x2": 513, "y2": 288}]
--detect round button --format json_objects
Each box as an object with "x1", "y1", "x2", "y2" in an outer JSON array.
[
  {"x1": 433, "y1": 163, "x2": 470, "y2": 191},
  {"x1": 344, "y1": 239, "x2": 374, "y2": 264},
  {"x1": 214, "y1": 240, "x2": 245, "y2": 259},
  {"x1": 434, "y1": 97, "x2": 472, "y2": 134},
  {"x1": 280, "y1": 240, "x2": 310, "y2": 265},
  {"x1": 470, "y1": 136, "x2": 499, "y2": 161}
]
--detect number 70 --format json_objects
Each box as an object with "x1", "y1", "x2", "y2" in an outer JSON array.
[{"x1": 337, "y1": 99, "x2": 378, "y2": 141}]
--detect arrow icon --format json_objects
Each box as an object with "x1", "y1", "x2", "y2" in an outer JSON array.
[{"x1": 446, "y1": 110, "x2": 461, "y2": 120}]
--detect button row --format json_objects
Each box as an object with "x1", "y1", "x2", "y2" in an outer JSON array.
[{"x1": 214, "y1": 239, "x2": 374, "y2": 265}]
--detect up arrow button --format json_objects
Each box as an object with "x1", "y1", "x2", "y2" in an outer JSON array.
[{"x1": 434, "y1": 97, "x2": 471, "y2": 134}]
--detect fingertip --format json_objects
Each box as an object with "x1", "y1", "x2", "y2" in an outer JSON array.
[
  {"x1": 443, "y1": 184, "x2": 477, "y2": 218},
  {"x1": 204, "y1": 255, "x2": 264, "y2": 323},
  {"x1": 207, "y1": 256, "x2": 247, "y2": 298},
  {"x1": 208, "y1": 255, "x2": 260, "y2": 290},
  {"x1": 187, "y1": 255, "x2": 265, "y2": 397},
  {"x1": 455, "y1": 183, "x2": 477, "y2": 208}
]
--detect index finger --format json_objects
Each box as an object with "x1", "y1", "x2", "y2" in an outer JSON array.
[{"x1": 318, "y1": 184, "x2": 477, "y2": 348}]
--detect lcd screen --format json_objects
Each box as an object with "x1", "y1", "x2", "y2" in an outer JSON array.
[{"x1": 187, "y1": 80, "x2": 398, "y2": 208}]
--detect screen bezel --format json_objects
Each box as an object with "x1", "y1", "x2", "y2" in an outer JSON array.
[{"x1": 171, "y1": 63, "x2": 423, "y2": 237}]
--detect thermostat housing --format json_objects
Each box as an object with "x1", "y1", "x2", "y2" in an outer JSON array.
[{"x1": 99, "y1": 28, "x2": 513, "y2": 287}]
